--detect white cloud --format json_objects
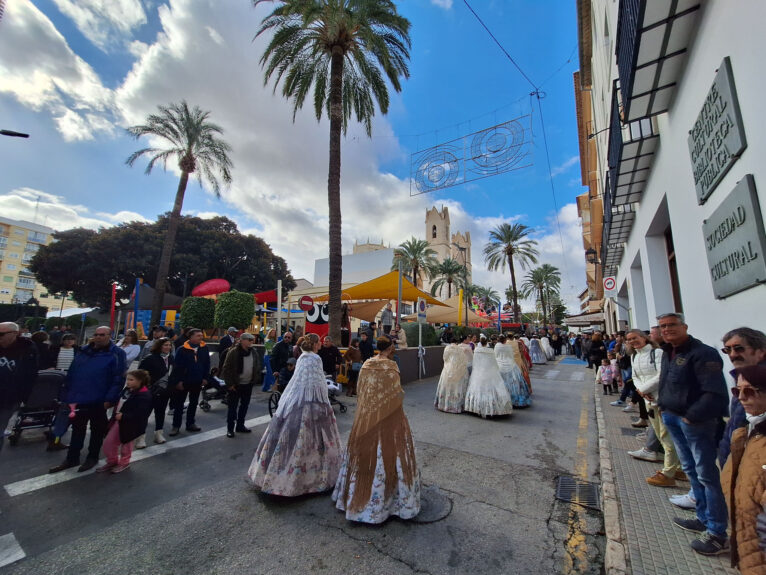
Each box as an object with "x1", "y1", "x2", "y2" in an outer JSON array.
[
  {"x1": 0, "y1": 188, "x2": 145, "y2": 230},
  {"x1": 0, "y1": 1, "x2": 115, "y2": 141},
  {"x1": 551, "y1": 155, "x2": 579, "y2": 177},
  {"x1": 50, "y1": 0, "x2": 147, "y2": 51},
  {"x1": 431, "y1": 0, "x2": 453, "y2": 9}
]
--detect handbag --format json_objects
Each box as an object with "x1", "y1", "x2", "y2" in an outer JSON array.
[
  {"x1": 151, "y1": 366, "x2": 171, "y2": 398},
  {"x1": 351, "y1": 362, "x2": 362, "y2": 372}
]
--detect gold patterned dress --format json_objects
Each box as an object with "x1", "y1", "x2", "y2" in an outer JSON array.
[
  {"x1": 332, "y1": 356, "x2": 420, "y2": 523},
  {"x1": 248, "y1": 352, "x2": 341, "y2": 496},
  {"x1": 434, "y1": 344, "x2": 469, "y2": 413}
]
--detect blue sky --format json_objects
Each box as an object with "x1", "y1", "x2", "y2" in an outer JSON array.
[{"x1": 0, "y1": 0, "x2": 585, "y2": 309}]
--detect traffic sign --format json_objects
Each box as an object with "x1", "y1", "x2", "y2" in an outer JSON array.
[
  {"x1": 298, "y1": 295, "x2": 314, "y2": 312},
  {"x1": 603, "y1": 276, "x2": 617, "y2": 297},
  {"x1": 417, "y1": 298, "x2": 427, "y2": 323}
]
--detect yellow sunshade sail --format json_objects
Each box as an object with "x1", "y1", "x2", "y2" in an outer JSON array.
[
  {"x1": 315, "y1": 271, "x2": 446, "y2": 306},
  {"x1": 402, "y1": 293, "x2": 491, "y2": 324}
]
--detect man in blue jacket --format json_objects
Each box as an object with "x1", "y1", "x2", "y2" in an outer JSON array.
[
  {"x1": 169, "y1": 328, "x2": 209, "y2": 436},
  {"x1": 50, "y1": 326, "x2": 126, "y2": 473},
  {"x1": 0, "y1": 322, "x2": 38, "y2": 452},
  {"x1": 657, "y1": 313, "x2": 730, "y2": 556}
]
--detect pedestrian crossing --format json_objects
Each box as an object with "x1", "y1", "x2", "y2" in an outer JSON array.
[{"x1": 0, "y1": 533, "x2": 25, "y2": 568}]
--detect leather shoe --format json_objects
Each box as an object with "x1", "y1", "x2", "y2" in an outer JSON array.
[
  {"x1": 78, "y1": 459, "x2": 98, "y2": 472},
  {"x1": 186, "y1": 424, "x2": 202, "y2": 432},
  {"x1": 235, "y1": 426, "x2": 251, "y2": 433},
  {"x1": 49, "y1": 460, "x2": 78, "y2": 474},
  {"x1": 226, "y1": 431, "x2": 235, "y2": 438}
]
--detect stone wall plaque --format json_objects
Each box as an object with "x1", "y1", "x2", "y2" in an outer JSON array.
[
  {"x1": 702, "y1": 174, "x2": 766, "y2": 299},
  {"x1": 688, "y1": 57, "x2": 747, "y2": 204}
]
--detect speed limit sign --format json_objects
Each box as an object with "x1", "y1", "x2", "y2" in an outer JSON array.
[{"x1": 603, "y1": 276, "x2": 616, "y2": 297}]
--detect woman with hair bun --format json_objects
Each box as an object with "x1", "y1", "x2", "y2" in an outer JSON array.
[{"x1": 247, "y1": 332, "x2": 342, "y2": 496}]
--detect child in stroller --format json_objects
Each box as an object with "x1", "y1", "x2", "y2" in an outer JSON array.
[{"x1": 199, "y1": 367, "x2": 228, "y2": 412}]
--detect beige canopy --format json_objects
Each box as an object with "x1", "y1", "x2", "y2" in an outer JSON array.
[
  {"x1": 314, "y1": 271, "x2": 445, "y2": 306},
  {"x1": 346, "y1": 300, "x2": 390, "y2": 323},
  {"x1": 402, "y1": 293, "x2": 491, "y2": 324}
]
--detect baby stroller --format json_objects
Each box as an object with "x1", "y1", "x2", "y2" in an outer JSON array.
[
  {"x1": 199, "y1": 376, "x2": 228, "y2": 412},
  {"x1": 268, "y1": 373, "x2": 347, "y2": 417},
  {"x1": 6, "y1": 370, "x2": 67, "y2": 446}
]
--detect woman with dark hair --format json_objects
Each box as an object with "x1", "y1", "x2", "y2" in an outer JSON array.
[
  {"x1": 31, "y1": 330, "x2": 53, "y2": 369},
  {"x1": 137, "y1": 337, "x2": 174, "y2": 445},
  {"x1": 333, "y1": 336, "x2": 420, "y2": 523},
  {"x1": 588, "y1": 331, "x2": 608, "y2": 369},
  {"x1": 248, "y1": 332, "x2": 341, "y2": 496},
  {"x1": 118, "y1": 330, "x2": 141, "y2": 367}
]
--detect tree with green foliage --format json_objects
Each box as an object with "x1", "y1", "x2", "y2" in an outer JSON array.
[
  {"x1": 483, "y1": 223, "x2": 539, "y2": 323},
  {"x1": 126, "y1": 101, "x2": 233, "y2": 328},
  {"x1": 179, "y1": 297, "x2": 216, "y2": 330},
  {"x1": 391, "y1": 237, "x2": 438, "y2": 288},
  {"x1": 257, "y1": 0, "x2": 411, "y2": 343},
  {"x1": 474, "y1": 286, "x2": 500, "y2": 312},
  {"x1": 429, "y1": 258, "x2": 465, "y2": 299},
  {"x1": 215, "y1": 290, "x2": 256, "y2": 330},
  {"x1": 520, "y1": 264, "x2": 561, "y2": 324}
]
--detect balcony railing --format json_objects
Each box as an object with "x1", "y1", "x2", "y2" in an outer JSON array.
[{"x1": 616, "y1": 0, "x2": 641, "y2": 118}]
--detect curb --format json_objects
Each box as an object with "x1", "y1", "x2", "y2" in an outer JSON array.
[{"x1": 594, "y1": 387, "x2": 628, "y2": 575}]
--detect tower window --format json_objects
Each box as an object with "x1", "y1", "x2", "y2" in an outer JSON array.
[{"x1": 432, "y1": 225, "x2": 437, "y2": 239}]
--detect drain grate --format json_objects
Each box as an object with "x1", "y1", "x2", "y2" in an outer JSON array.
[{"x1": 555, "y1": 476, "x2": 601, "y2": 511}]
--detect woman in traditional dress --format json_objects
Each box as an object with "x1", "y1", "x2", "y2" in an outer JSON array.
[
  {"x1": 333, "y1": 336, "x2": 420, "y2": 523},
  {"x1": 248, "y1": 333, "x2": 341, "y2": 496},
  {"x1": 508, "y1": 335, "x2": 531, "y2": 389},
  {"x1": 464, "y1": 336, "x2": 513, "y2": 418},
  {"x1": 494, "y1": 336, "x2": 532, "y2": 407},
  {"x1": 434, "y1": 342, "x2": 469, "y2": 413},
  {"x1": 458, "y1": 334, "x2": 474, "y2": 375},
  {"x1": 528, "y1": 336, "x2": 547, "y2": 364},
  {"x1": 540, "y1": 334, "x2": 555, "y2": 361}
]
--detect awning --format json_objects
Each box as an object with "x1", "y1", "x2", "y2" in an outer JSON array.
[
  {"x1": 564, "y1": 312, "x2": 605, "y2": 327},
  {"x1": 46, "y1": 307, "x2": 99, "y2": 319},
  {"x1": 253, "y1": 290, "x2": 278, "y2": 304},
  {"x1": 314, "y1": 271, "x2": 446, "y2": 306},
  {"x1": 346, "y1": 300, "x2": 389, "y2": 323},
  {"x1": 402, "y1": 294, "x2": 490, "y2": 324}
]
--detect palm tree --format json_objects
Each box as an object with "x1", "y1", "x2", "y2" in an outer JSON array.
[
  {"x1": 126, "y1": 101, "x2": 233, "y2": 326},
  {"x1": 257, "y1": 0, "x2": 411, "y2": 343},
  {"x1": 391, "y1": 237, "x2": 438, "y2": 288},
  {"x1": 483, "y1": 223, "x2": 539, "y2": 323},
  {"x1": 429, "y1": 258, "x2": 465, "y2": 299},
  {"x1": 520, "y1": 264, "x2": 561, "y2": 324},
  {"x1": 475, "y1": 286, "x2": 500, "y2": 311}
]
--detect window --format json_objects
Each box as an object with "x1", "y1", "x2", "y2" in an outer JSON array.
[
  {"x1": 14, "y1": 230, "x2": 23, "y2": 235},
  {"x1": 432, "y1": 225, "x2": 437, "y2": 239},
  {"x1": 10, "y1": 253, "x2": 18, "y2": 258},
  {"x1": 12, "y1": 241, "x2": 21, "y2": 247},
  {"x1": 6, "y1": 264, "x2": 16, "y2": 270},
  {"x1": 3, "y1": 276, "x2": 12, "y2": 282},
  {"x1": 0, "y1": 289, "x2": 10, "y2": 295},
  {"x1": 665, "y1": 227, "x2": 683, "y2": 313},
  {"x1": 27, "y1": 231, "x2": 47, "y2": 243}
]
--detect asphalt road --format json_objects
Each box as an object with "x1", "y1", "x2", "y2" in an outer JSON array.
[{"x1": 0, "y1": 357, "x2": 604, "y2": 575}]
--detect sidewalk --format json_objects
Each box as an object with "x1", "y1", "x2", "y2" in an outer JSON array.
[{"x1": 595, "y1": 383, "x2": 736, "y2": 575}]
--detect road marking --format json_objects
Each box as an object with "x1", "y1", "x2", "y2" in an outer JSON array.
[
  {"x1": 0, "y1": 533, "x2": 25, "y2": 568},
  {"x1": 544, "y1": 370, "x2": 560, "y2": 379},
  {"x1": 3, "y1": 414, "x2": 272, "y2": 497},
  {"x1": 569, "y1": 371, "x2": 585, "y2": 381}
]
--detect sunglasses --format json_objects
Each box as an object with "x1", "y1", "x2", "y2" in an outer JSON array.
[
  {"x1": 721, "y1": 345, "x2": 748, "y2": 355},
  {"x1": 731, "y1": 386, "x2": 761, "y2": 400}
]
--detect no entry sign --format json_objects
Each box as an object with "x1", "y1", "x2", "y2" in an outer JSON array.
[{"x1": 298, "y1": 295, "x2": 314, "y2": 312}]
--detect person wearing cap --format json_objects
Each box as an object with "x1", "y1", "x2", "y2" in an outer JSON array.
[
  {"x1": 657, "y1": 312, "x2": 730, "y2": 556},
  {"x1": 220, "y1": 333, "x2": 262, "y2": 438},
  {"x1": 279, "y1": 357, "x2": 297, "y2": 389},
  {"x1": 219, "y1": 327, "x2": 238, "y2": 357},
  {"x1": 721, "y1": 364, "x2": 766, "y2": 575}
]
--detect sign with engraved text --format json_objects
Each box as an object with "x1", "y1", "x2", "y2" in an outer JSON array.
[
  {"x1": 687, "y1": 57, "x2": 747, "y2": 204},
  {"x1": 702, "y1": 175, "x2": 766, "y2": 299}
]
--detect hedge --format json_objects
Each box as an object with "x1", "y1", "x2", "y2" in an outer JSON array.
[
  {"x1": 401, "y1": 322, "x2": 439, "y2": 346},
  {"x1": 180, "y1": 297, "x2": 216, "y2": 329},
  {"x1": 214, "y1": 290, "x2": 255, "y2": 330}
]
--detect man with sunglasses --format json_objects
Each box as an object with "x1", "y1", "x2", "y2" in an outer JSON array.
[
  {"x1": 0, "y1": 322, "x2": 39, "y2": 452},
  {"x1": 656, "y1": 312, "x2": 730, "y2": 556}
]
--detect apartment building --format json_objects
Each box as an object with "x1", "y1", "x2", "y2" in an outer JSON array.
[
  {"x1": 574, "y1": 0, "x2": 766, "y2": 344},
  {"x1": 0, "y1": 216, "x2": 77, "y2": 311}
]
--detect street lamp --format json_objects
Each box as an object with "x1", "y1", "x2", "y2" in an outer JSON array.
[
  {"x1": 586, "y1": 126, "x2": 609, "y2": 140},
  {"x1": 585, "y1": 247, "x2": 600, "y2": 265}
]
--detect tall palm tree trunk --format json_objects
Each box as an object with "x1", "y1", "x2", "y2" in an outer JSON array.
[
  {"x1": 413, "y1": 262, "x2": 419, "y2": 289},
  {"x1": 151, "y1": 171, "x2": 189, "y2": 326},
  {"x1": 508, "y1": 254, "x2": 520, "y2": 323},
  {"x1": 327, "y1": 47, "x2": 344, "y2": 343}
]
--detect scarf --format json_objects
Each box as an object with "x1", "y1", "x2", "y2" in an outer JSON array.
[
  {"x1": 747, "y1": 412, "x2": 766, "y2": 435},
  {"x1": 341, "y1": 355, "x2": 417, "y2": 513},
  {"x1": 182, "y1": 340, "x2": 205, "y2": 362}
]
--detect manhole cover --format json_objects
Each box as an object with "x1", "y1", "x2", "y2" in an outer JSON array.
[
  {"x1": 555, "y1": 476, "x2": 601, "y2": 511},
  {"x1": 411, "y1": 484, "x2": 453, "y2": 523}
]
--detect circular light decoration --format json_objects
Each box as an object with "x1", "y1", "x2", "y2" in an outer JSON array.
[
  {"x1": 469, "y1": 120, "x2": 526, "y2": 174},
  {"x1": 414, "y1": 147, "x2": 461, "y2": 192}
]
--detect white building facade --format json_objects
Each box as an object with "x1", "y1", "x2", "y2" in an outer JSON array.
[{"x1": 577, "y1": 0, "x2": 766, "y2": 346}]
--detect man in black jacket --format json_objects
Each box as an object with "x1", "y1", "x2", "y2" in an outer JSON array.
[
  {"x1": 169, "y1": 329, "x2": 210, "y2": 436},
  {"x1": 0, "y1": 322, "x2": 38, "y2": 452},
  {"x1": 269, "y1": 331, "x2": 293, "y2": 376},
  {"x1": 359, "y1": 332, "x2": 374, "y2": 362},
  {"x1": 318, "y1": 335, "x2": 343, "y2": 378},
  {"x1": 657, "y1": 312, "x2": 730, "y2": 556},
  {"x1": 220, "y1": 333, "x2": 261, "y2": 437}
]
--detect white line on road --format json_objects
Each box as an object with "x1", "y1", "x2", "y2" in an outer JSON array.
[
  {"x1": 3, "y1": 414, "x2": 272, "y2": 498},
  {"x1": 0, "y1": 533, "x2": 26, "y2": 568},
  {"x1": 569, "y1": 371, "x2": 585, "y2": 381},
  {"x1": 544, "y1": 370, "x2": 560, "y2": 379}
]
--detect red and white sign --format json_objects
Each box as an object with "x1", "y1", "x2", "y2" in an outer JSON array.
[
  {"x1": 603, "y1": 276, "x2": 617, "y2": 297},
  {"x1": 298, "y1": 295, "x2": 314, "y2": 312}
]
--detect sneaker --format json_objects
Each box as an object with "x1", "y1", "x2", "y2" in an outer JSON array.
[
  {"x1": 186, "y1": 424, "x2": 202, "y2": 432},
  {"x1": 635, "y1": 431, "x2": 648, "y2": 440},
  {"x1": 134, "y1": 434, "x2": 146, "y2": 449},
  {"x1": 646, "y1": 470, "x2": 676, "y2": 487},
  {"x1": 691, "y1": 531, "x2": 729, "y2": 556},
  {"x1": 169, "y1": 427, "x2": 180, "y2": 436},
  {"x1": 674, "y1": 470, "x2": 688, "y2": 482},
  {"x1": 622, "y1": 404, "x2": 637, "y2": 412},
  {"x1": 609, "y1": 400, "x2": 625, "y2": 406},
  {"x1": 154, "y1": 430, "x2": 166, "y2": 444},
  {"x1": 631, "y1": 419, "x2": 649, "y2": 428},
  {"x1": 96, "y1": 462, "x2": 117, "y2": 473},
  {"x1": 111, "y1": 463, "x2": 130, "y2": 474},
  {"x1": 226, "y1": 431, "x2": 235, "y2": 438},
  {"x1": 628, "y1": 448, "x2": 663, "y2": 462},
  {"x1": 673, "y1": 517, "x2": 706, "y2": 533},
  {"x1": 669, "y1": 493, "x2": 697, "y2": 510}
]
